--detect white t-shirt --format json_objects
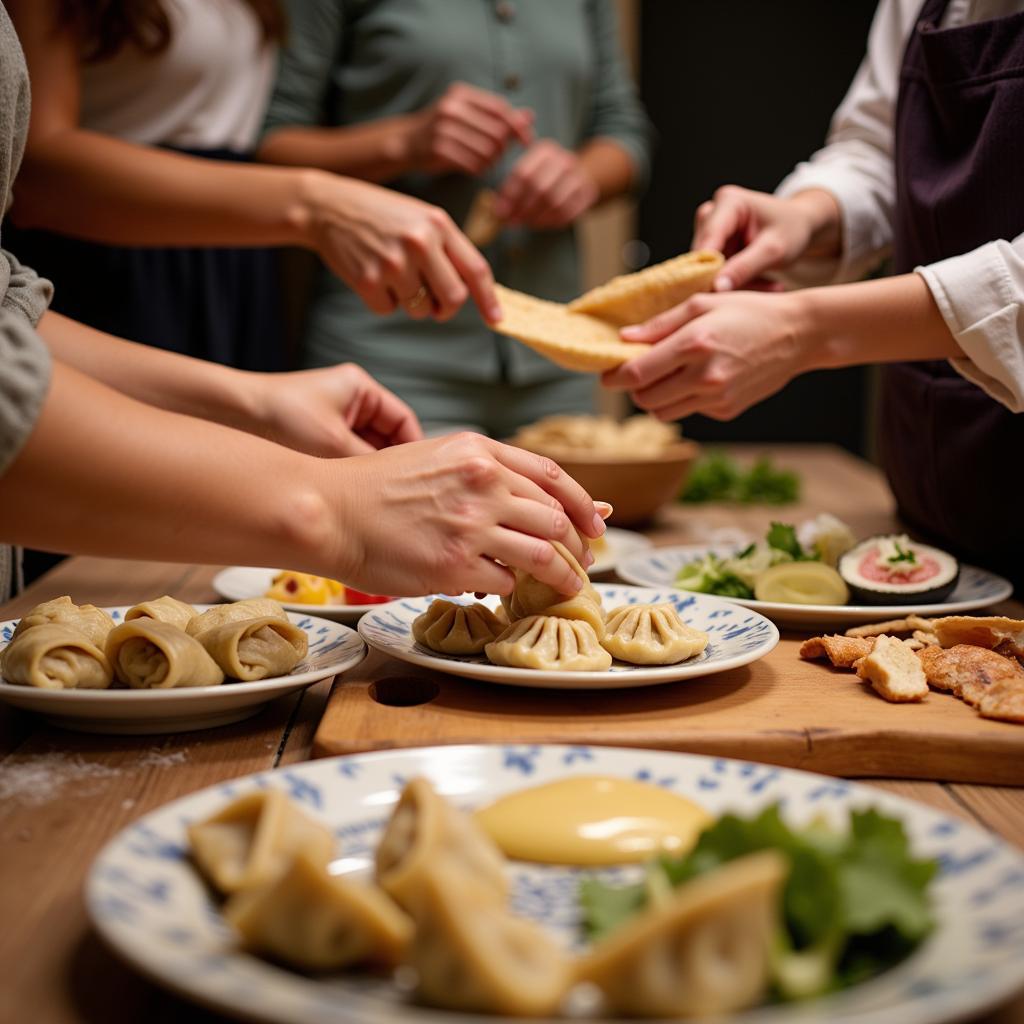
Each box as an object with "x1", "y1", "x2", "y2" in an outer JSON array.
[
  {"x1": 777, "y1": 0, "x2": 1024, "y2": 413},
  {"x1": 80, "y1": 0, "x2": 276, "y2": 152}
]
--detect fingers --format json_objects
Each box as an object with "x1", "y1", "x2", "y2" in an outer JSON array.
[
  {"x1": 715, "y1": 230, "x2": 788, "y2": 292},
  {"x1": 352, "y1": 268, "x2": 398, "y2": 317},
  {"x1": 604, "y1": 327, "x2": 702, "y2": 392},
  {"x1": 693, "y1": 186, "x2": 750, "y2": 255},
  {"x1": 464, "y1": 556, "x2": 517, "y2": 596},
  {"x1": 498, "y1": 493, "x2": 588, "y2": 566},
  {"x1": 358, "y1": 384, "x2": 424, "y2": 447},
  {"x1": 619, "y1": 293, "x2": 714, "y2": 345},
  {"x1": 442, "y1": 226, "x2": 501, "y2": 323},
  {"x1": 485, "y1": 528, "x2": 584, "y2": 595},
  {"x1": 508, "y1": 157, "x2": 564, "y2": 224}
]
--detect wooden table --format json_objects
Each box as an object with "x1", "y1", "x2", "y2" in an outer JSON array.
[{"x1": 1, "y1": 444, "x2": 1021, "y2": 1024}]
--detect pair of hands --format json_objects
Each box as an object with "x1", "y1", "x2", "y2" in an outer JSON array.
[
  {"x1": 407, "y1": 82, "x2": 599, "y2": 230},
  {"x1": 604, "y1": 186, "x2": 841, "y2": 420}
]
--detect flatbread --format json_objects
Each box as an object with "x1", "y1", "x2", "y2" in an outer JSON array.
[
  {"x1": 854, "y1": 634, "x2": 929, "y2": 703},
  {"x1": 464, "y1": 189, "x2": 502, "y2": 248},
  {"x1": 491, "y1": 285, "x2": 650, "y2": 373},
  {"x1": 568, "y1": 250, "x2": 724, "y2": 327},
  {"x1": 799, "y1": 634, "x2": 874, "y2": 668}
]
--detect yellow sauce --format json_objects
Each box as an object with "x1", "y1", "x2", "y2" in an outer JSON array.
[{"x1": 475, "y1": 776, "x2": 711, "y2": 866}]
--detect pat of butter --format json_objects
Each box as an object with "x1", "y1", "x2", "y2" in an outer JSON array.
[{"x1": 475, "y1": 776, "x2": 711, "y2": 866}]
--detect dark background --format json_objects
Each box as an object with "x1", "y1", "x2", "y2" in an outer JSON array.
[{"x1": 637, "y1": 0, "x2": 880, "y2": 454}]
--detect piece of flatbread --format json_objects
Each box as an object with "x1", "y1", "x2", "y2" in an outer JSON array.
[
  {"x1": 464, "y1": 189, "x2": 502, "y2": 248},
  {"x1": 918, "y1": 643, "x2": 1024, "y2": 708},
  {"x1": 844, "y1": 614, "x2": 936, "y2": 639},
  {"x1": 911, "y1": 629, "x2": 939, "y2": 646},
  {"x1": 855, "y1": 634, "x2": 929, "y2": 703},
  {"x1": 568, "y1": 251, "x2": 724, "y2": 326},
  {"x1": 799, "y1": 634, "x2": 874, "y2": 669},
  {"x1": 932, "y1": 616, "x2": 1024, "y2": 662},
  {"x1": 491, "y1": 284, "x2": 650, "y2": 373}
]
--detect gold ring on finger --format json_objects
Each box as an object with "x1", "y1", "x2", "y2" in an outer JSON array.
[{"x1": 406, "y1": 285, "x2": 429, "y2": 311}]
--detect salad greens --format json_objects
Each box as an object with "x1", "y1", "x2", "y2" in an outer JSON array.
[
  {"x1": 681, "y1": 452, "x2": 800, "y2": 505},
  {"x1": 579, "y1": 805, "x2": 937, "y2": 1001}
]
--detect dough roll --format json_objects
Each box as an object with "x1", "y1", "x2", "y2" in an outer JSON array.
[
  {"x1": 10, "y1": 596, "x2": 115, "y2": 647},
  {"x1": 106, "y1": 620, "x2": 225, "y2": 689},
  {"x1": 196, "y1": 616, "x2": 308, "y2": 681},
  {"x1": 124, "y1": 595, "x2": 197, "y2": 631},
  {"x1": 186, "y1": 599, "x2": 288, "y2": 637},
  {"x1": 1, "y1": 623, "x2": 113, "y2": 690}
]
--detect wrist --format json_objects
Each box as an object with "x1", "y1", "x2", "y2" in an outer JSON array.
[
  {"x1": 288, "y1": 168, "x2": 335, "y2": 251},
  {"x1": 388, "y1": 113, "x2": 424, "y2": 172},
  {"x1": 792, "y1": 286, "x2": 849, "y2": 370}
]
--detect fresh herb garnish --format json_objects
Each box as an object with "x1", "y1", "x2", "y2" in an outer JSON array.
[
  {"x1": 765, "y1": 522, "x2": 812, "y2": 561},
  {"x1": 681, "y1": 453, "x2": 799, "y2": 505},
  {"x1": 886, "y1": 540, "x2": 918, "y2": 566}
]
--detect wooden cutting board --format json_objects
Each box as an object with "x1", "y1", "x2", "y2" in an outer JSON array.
[{"x1": 313, "y1": 636, "x2": 1024, "y2": 785}]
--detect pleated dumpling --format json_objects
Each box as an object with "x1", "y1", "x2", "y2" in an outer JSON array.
[
  {"x1": 486, "y1": 615, "x2": 611, "y2": 672},
  {"x1": 375, "y1": 777, "x2": 507, "y2": 914},
  {"x1": 225, "y1": 848, "x2": 411, "y2": 971},
  {"x1": 10, "y1": 596, "x2": 115, "y2": 648},
  {"x1": 577, "y1": 850, "x2": 786, "y2": 1018},
  {"x1": 1, "y1": 623, "x2": 112, "y2": 690},
  {"x1": 601, "y1": 603, "x2": 709, "y2": 665},
  {"x1": 412, "y1": 599, "x2": 506, "y2": 655},
  {"x1": 195, "y1": 616, "x2": 308, "y2": 680},
  {"x1": 185, "y1": 599, "x2": 288, "y2": 637},
  {"x1": 125, "y1": 595, "x2": 197, "y2": 631},
  {"x1": 106, "y1": 620, "x2": 224, "y2": 689},
  {"x1": 500, "y1": 541, "x2": 605, "y2": 636},
  {"x1": 188, "y1": 789, "x2": 335, "y2": 895},
  {"x1": 405, "y1": 860, "x2": 571, "y2": 1017}
]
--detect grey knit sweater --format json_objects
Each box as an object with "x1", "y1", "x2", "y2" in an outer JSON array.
[{"x1": 0, "y1": 6, "x2": 55, "y2": 599}]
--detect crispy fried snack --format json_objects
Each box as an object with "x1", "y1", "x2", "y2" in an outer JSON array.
[
  {"x1": 854, "y1": 634, "x2": 929, "y2": 703},
  {"x1": 918, "y1": 643, "x2": 1024, "y2": 723},
  {"x1": 799, "y1": 634, "x2": 874, "y2": 668},
  {"x1": 932, "y1": 616, "x2": 1024, "y2": 662}
]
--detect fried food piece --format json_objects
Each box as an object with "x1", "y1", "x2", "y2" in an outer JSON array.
[
  {"x1": 980, "y1": 680, "x2": 1024, "y2": 724},
  {"x1": 799, "y1": 634, "x2": 874, "y2": 668},
  {"x1": 912, "y1": 630, "x2": 939, "y2": 646},
  {"x1": 932, "y1": 616, "x2": 1024, "y2": 662},
  {"x1": 854, "y1": 634, "x2": 928, "y2": 702},
  {"x1": 490, "y1": 285, "x2": 649, "y2": 373},
  {"x1": 918, "y1": 643, "x2": 1024, "y2": 703},
  {"x1": 568, "y1": 251, "x2": 724, "y2": 327},
  {"x1": 464, "y1": 188, "x2": 502, "y2": 248},
  {"x1": 845, "y1": 617, "x2": 916, "y2": 639}
]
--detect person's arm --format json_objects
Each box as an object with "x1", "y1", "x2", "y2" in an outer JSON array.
[
  {"x1": 6, "y1": 0, "x2": 500, "y2": 323},
  {"x1": 0, "y1": 361, "x2": 605, "y2": 595}
]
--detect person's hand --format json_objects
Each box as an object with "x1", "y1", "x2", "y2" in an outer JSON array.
[
  {"x1": 694, "y1": 186, "x2": 842, "y2": 291},
  {"x1": 251, "y1": 364, "x2": 422, "y2": 458},
  {"x1": 406, "y1": 82, "x2": 533, "y2": 177},
  {"x1": 301, "y1": 171, "x2": 502, "y2": 323},
  {"x1": 603, "y1": 290, "x2": 814, "y2": 421},
  {"x1": 328, "y1": 432, "x2": 606, "y2": 597},
  {"x1": 495, "y1": 140, "x2": 599, "y2": 229}
]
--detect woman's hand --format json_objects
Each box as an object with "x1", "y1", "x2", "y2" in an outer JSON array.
[
  {"x1": 603, "y1": 291, "x2": 815, "y2": 421},
  {"x1": 327, "y1": 432, "x2": 606, "y2": 597},
  {"x1": 252, "y1": 364, "x2": 423, "y2": 457},
  {"x1": 300, "y1": 172, "x2": 502, "y2": 323},
  {"x1": 495, "y1": 140, "x2": 600, "y2": 229},
  {"x1": 406, "y1": 82, "x2": 534, "y2": 177},
  {"x1": 694, "y1": 186, "x2": 842, "y2": 291}
]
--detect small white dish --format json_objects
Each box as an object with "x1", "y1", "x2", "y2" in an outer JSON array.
[
  {"x1": 358, "y1": 583, "x2": 778, "y2": 690},
  {"x1": 212, "y1": 567, "x2": 391, "y2": 624},
  {"x1": 588, "y1": 527, "x2": 653, "y2": 575},
  {"x1": 0, "y1": 606, "x2": 366, "y2": 734},
  {"x1": 617, "y1": 546, "x2": 1014, "y2": 629},
  {"x1": 87, "y1": 744, "x2": 1024, "y2": 1024}
]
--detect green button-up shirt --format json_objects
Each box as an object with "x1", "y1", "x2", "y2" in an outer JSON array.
[{"x1": 264, "y1": 0, "x2": 652, "y2": 392}]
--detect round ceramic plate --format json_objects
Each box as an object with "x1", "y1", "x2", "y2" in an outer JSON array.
[
  {"x1": 617, "y1": 546, "x2": 1015, "y2": 629},
  {"x1": 357, "y1": 583, "x2": 778, "y2": 690},
  {"x1": 212, "y1": 568, "x2": 391, "y2": 625},
  {"x1": 86, "y1": 744, "x2": 1024, "y2": 1024},
  {"x1": 588, "y1": 528, "x2": 653, "y2": 575},
  {"x1": 0, "y1": 606, "x2": 366, "y2": 734}
]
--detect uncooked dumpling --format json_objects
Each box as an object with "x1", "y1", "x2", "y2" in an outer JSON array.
[
  {"x1": 185, "y1": 599, "x2": 288, "y2": 637},
  {"x1": 412, "y1": 599, "x2": 506, "y2": 655},
  {"x1": 485, "y1": 615, "x2": 612, "y2": 672},
  {"x1": 375, "y1": 777, "x2": 507, "y2": 914},
  {"x1": 1, "y1": 623, "x2": 112, "y2": 689},
  {"x1": 500, "y1": 541, "x2": 605, "y2": 636},
  {"x1": 406, "y1": 860, "x2": 571, "y2": 1017},
  {"x1": 601, "y1": 603, "x2": 709, "y2": 665},
  {"x1": 124, "y1": 595, "x2": 197, "y2": 631},
  {"x1": 10, "y1": 596, "x2": 115, "y2": 647},
  {"x1": 195, "y1": 616, "x2": 307, "y2": 680},
  {"x1": 577, "y1": 850, "x2": 786, "y2": 1017},
  {"x1": 225, "y1": 848, "x2": 410, "y2": 971},
  {"x1": 188, "y1": 789, "x2": 335, "y2": 895},
  {"x1": 106, "y1": 620, "x2": 224, "y2": 689}
]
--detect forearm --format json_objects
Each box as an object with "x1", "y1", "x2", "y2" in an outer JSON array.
[
  {"x1": 578, "y1": 138, "x2": 637, "y2": 202},
  {"x1": 799, "y1": 273, "x2": 962, "y2": 369},
  {"x1": 12, "y1": 130, "x2": 320, "y2": 249},
  {"x1": 259, "y1": 117, "x2": 421, "y2": 184},
  {"x1": 0, "y1": 361, "x2": 346, "y2": 575}
]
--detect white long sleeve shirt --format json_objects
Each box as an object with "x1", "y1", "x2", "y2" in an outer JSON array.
[{"x1": 776, "y1": 0, "x2": 1024, "y2": 412}]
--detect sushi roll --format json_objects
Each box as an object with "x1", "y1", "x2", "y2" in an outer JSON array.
[{"x1": 838, "y1": 535, "x2": 959, "y2": 605}]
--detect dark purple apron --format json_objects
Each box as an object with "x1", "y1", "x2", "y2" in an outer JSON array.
[{"x1": 878, "y1": 0, "x2": 1024, "y2": 589}]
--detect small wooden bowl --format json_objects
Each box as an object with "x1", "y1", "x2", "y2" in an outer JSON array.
[{"x1": 515, "y1": 440, "x2": 701, "y2": 527}]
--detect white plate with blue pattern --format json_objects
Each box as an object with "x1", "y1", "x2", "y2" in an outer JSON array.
[
  {"x1": 86, "y1": 744, "x2": 1024, "y2": 1024},
  {"x1": 0, "y1": 606, "x2": 366, "y2": 734},
  {"x1": 358, "y1": 584, "x2": 778, "y2": 689},
  {"x1": 618, "y1": 546, "x2": 1015, "y2": 629}
]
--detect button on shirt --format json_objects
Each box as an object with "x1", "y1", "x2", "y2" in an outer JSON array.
[
  {"x1": 263, "y1": 0, "x2": 651, "y2": 388},
  {"x1": 776, "y1": 0, "x2": 1024, "y2": 412}
]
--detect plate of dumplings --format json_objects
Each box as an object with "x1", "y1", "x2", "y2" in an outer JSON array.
[
  {"x1": 0, "y1": 595, "x2": 366, "y2": 733},
  {"x1": 359, "y1": 544, "x2": 779, "y2": 689}
]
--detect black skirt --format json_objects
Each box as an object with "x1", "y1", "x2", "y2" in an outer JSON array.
[{"x1": 6, "y1": 147, "x2": 285, "y2": 371}]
